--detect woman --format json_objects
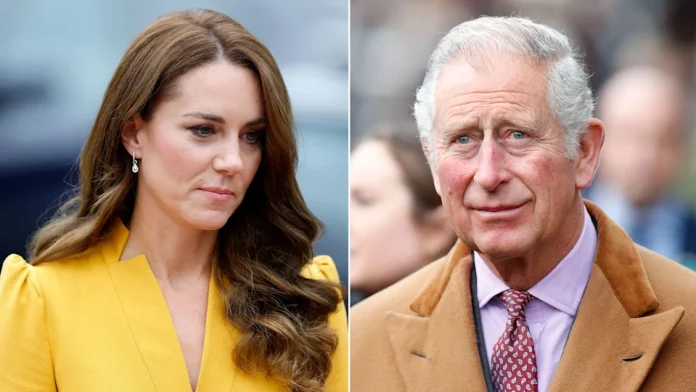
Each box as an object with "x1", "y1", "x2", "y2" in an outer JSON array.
[
  {"x1": 0, "y1": 9, "x2": 347, "y2": 392},
  {"x1": 350, "y1": 122, "x2": 456, "y2": 305}
]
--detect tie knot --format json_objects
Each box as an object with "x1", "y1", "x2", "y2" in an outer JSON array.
[{"x1": 500, "y1": 289, "x2": 532, "y2": 318}]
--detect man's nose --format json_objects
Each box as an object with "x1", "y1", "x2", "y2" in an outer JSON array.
[{"x1": 472, "y1": 139, "x2": 510, "y2": 191}]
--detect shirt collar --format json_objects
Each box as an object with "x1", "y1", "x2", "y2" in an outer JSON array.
[{"x1": 475, "y1": 206, "x2": 598, "y2": 316}]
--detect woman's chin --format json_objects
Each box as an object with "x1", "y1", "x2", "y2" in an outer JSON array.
[{"x1": 183, "y1": 213, "x2": 232, "y2": 232}]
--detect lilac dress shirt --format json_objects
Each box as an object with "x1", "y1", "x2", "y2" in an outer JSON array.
[{"x1": 474, "y1": 207, "x2": 597, "y2": 392}]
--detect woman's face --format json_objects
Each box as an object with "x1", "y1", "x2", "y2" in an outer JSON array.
[
  {"x1": 350, "y1": 140, "x2": 428, "y2": 294},
  {"x1": 125, "y1": 59, "x2": 265, "y2": 231}
]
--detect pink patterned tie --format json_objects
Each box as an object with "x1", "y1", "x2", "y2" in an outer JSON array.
[{"x1": 490, "y1": 290, "x2": 538, "y2": 392}]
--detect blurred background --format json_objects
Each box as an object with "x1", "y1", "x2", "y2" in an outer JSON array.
[
  {"x1": 350, "y1": 0, "x2": 696, "y2": 303},
  {"x1": 0, "y1": 0, "x2": 349, "y2": 286}
]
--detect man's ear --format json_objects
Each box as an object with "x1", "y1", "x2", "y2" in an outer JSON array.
[
  {"x1": 121, "y1": 114, "x2": 146, "y2": 157},
  {"x1": 574, "y1": 118, "x2": 605, "y2": 190},
  {"x1": 421, "y1": 136, "x2": 441, "y2": 196}
]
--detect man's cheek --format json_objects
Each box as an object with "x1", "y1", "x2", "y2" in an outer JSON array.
[{"x1": 438, "y1": 161, "x2": 470, "y2": 199}]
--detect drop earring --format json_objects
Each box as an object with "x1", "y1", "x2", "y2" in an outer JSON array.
[{"x1": 132, "y1": 151, "x2": 139, "y2": 173}]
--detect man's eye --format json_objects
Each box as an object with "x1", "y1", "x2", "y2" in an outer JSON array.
[
  {"x1": 511, "y1": 130, "x2": 526, "y2": 140},
  {"x1": 456, "y1": 135, "x2": 471, "y2": 144}
]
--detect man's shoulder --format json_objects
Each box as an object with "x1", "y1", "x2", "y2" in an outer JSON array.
[
  {"x1": 634, "y1": 245, "x2": 696, "y2": 388},
  {"x1": 638, "y1": 246, "x2": 696, "y2": 308},
  {"x1": 352, "y1": 257, "x2": 447, "y2": 323},
  {"x1": 350, "y1": 256, "x2": 448, "y2": 388}
]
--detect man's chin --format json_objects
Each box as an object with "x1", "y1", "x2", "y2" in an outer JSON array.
[{"x1": 471, "y1": 234, "x2": 530, "y2": 260}]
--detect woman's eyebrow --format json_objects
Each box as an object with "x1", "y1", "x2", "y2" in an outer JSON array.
[
  {"x1": 245, "y1": 116, "x2": 266, "y2": 127},
  {"x1": 183, "y1": 112, "x2": 266, "y2": 127},
  {"x1": 183, "y1": 112, "x2": 226, "y2": 124}
]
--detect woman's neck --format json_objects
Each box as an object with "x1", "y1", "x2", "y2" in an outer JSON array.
[{"x1": 121, "y1": 201, "x2": 216, "y2": 288}]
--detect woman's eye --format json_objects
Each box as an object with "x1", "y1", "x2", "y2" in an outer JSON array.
[
  {"x1": 190, "y1": 125, "x2": 215, "y2": 138},
  {"x1": 352, "y1": 193, "x2": 374, "y2": 207},
  {"x1": 511, "y1": 130, "x2": 526, "y2": 140},
  {"x1": 244, "y1": 130, "x2": 263, "y2": 144},
  {"x1": 456, "y1": 135, "x2": 471, "y2": 144}
]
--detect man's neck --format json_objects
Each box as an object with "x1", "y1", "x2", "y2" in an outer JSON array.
[{"x1": 480, "y1": 199, "x2": 586, "y2": 291}]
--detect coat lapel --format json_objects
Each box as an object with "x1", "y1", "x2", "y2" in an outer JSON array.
[
  {"x1": 548, "y1": 201, "x2": 685, "y2": 391},
  {"x1": 385, "y1": 243, "x2": 488, "y2": 391},
  {"x1": 547, "y1": 264, "x2": 683, "y2": 391},
  {"x1": 385, "y1": 200, "x2": 685, "y2": 392}
]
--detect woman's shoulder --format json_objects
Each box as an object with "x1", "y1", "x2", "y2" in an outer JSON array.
[
  {"x1": 0, "y1": 254, "x2": 60, "y2": 308},
  {"x1": 0, "y1": 254, "x2": 43, "y2": 295},
  {"x1": 300, "y1": 255, "x2": 340, "y2": 283},
  {"x1": 1, "y1": 247, "x2": 102, "y2": 286}
]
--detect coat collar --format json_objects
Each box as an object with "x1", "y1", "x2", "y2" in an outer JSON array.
[{"x1": 385, "y1": 200, "x2": 684, "y2": 391}]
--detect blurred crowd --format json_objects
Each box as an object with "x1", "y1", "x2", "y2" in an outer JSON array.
[{"x1": 350, "y1": 0, "x2": 696, "y2": 304}]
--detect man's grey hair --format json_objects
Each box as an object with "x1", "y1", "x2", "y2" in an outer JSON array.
[{"x1": 413, "y1": 16, "x2": 594, "y2": 159}]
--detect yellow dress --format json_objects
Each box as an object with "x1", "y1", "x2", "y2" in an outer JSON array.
[{"x1": 0, "y1": 221, "x2": 348, "y2": 391}]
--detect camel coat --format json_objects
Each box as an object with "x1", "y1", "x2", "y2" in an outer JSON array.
[{"x1": 350, "y1": 201, "x2": 696, "y2": 391}]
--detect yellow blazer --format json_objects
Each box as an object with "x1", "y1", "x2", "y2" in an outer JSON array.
[
  {"x1": 0, "y1": 221, "x2": 348, "y2": 391},
  {"x1": 351, "y1": 200, "x2": 696, "y2": 391}
]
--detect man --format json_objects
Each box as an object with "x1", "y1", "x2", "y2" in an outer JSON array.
[
  {"x1": 586, "y1": 66, "x2": 696, "y2": 268},
  {"x1": 350, "y1": 16, "x2": 696, "y2": 392}
]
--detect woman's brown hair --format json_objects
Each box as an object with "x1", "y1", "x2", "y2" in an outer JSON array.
[{"x1": 28, "y1": 9, "x2": 341, "y2": 392}]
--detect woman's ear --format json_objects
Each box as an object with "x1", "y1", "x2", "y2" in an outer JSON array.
[
  {"x1": 419, "y1": 205, "x2": 456, "y2": 262},
  {"x1": 121, "y1": 114, "x2": 146, "y2": 157}
]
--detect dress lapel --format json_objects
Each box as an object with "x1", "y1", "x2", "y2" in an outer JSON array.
[
  {"x1": 100, "y1": 220, "x2": 231, "y2": 392},
  {"x1": 385, "y1": 243, "x2": 488, "y2": 391},
  {"x1": 195, "y1": 271, "x2": 238, "y2": 392},
  {"x1": 101, "y1": 221, "x2": 192, "y2": 392}
]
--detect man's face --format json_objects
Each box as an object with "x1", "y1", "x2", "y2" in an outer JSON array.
[{"x1": 427, "y1": 55, "x2": 591, "y2": 260}]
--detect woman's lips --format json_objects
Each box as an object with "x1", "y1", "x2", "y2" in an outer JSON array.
[{"x1": 199, "y1": 187, "x2": 234, "y2": 201}]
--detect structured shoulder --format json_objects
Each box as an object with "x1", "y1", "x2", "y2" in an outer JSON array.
[
  {"x1": 638, "y1": 246, "x2": 696, "y2": 308},
  {"x1": 24, "y1": 247, "x2": 104, "y2": 283},
  {"x1": 0, "y1": 254, "x2": 44, "y2": 297},
  {"x1": 635, "y1": 246, "x2": 696, "y2": 389},
  {"x1": 1, "y1": 248, "x2": 108, "y2": 308},
  {"x1": 0, "y1": 254, "x2": 57, "y2": 389}
]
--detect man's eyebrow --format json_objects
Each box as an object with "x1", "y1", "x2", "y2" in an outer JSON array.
[
  {"x1": 440, "y1": 119, "x2": 478, "y2": 136},
  {"x1": 439, "y1": 117, "x2": 535, "y2": 135},
  {"x1": 498, "y1": 118, "x2": 535, "y2": 131}
]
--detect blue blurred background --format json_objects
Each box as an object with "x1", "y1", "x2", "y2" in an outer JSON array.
[{"x1": 0, "y1": 0, "x2": 349, "y2": 285}]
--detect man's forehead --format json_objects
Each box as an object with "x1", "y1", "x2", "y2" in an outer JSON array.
[{"x1": 435, "y1": 55, "x2": 547, "y2": 102}]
